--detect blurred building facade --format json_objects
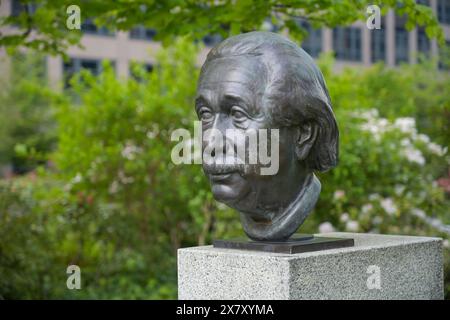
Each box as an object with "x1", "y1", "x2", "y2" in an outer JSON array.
[{"x1": 1, "y1": 0, "x2": 449, "y2": 88}]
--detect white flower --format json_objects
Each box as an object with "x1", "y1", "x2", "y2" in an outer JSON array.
[
  {"x1": 146, "y1": 131, "x2": 157, "y2": 139},
  {"x1": 118, "y1": 170, "x2": 134, "y2": 184},
  {"x1": 418, "y1": 191, "x2": 427, "y2": 201},
  {"x1": 319, "y1": 222, "x2": 335, "y2": 233},
  {"x1": 428, "y1": 142, "x2": 446, "y2": 156},
  {"x1": 121, "y1": 142, "x2": 142, "y2": 160},
  {"x1": 170, "y1": 6, "x2": 181, "y2": 14},
  {"x1": 362, "y1": 204, "x2": 373, "y2": 214},
  {"x1": 378, "y1": 118, "x2": 388, "y2": 128},
  {"x1": 340, "y1": 212, "x2": 350, "y2": 223},
  {"x1": 395, "y1": 184, "x2": 405, "y2": 196},
  {"x1": 358, "y1": 111, "x2": 390, "y2": 143},
  {"x1": 109, "y1": 180, "x2": 119, "y2": 194},
  {"x1": 400, "y1": 138, "x2": 411, "y2": 147},
  {"x1": 429, "y1": 217, "x2": 446, "y2": 231},
  {"x1": 394, "y1": 117, "x2": 416, "y2": 134},
  {"x1": 333, "y1": 190, "x2": 345, "y2": 200},
  {"x1": 372, "y1": 216, "x2": 383, "y2": 225},
  {"x1": 360, "y1": 123, "x2": 380, "y2": 134},
  {"x1": 443, "y1": 240, "x2": 449, "y2": 248},
  {"x1": 416, "y1": 134, "x2": 430, "y2": 144},
  {"x1": 345, "y1": 220, "x2": 359, "y2": 232},
  {"x1": 359, "y1": 109, "x2": 379, "y2": 119},
  {"x1": 369, "y1": 193, "x2": 380, "y2": 201},
  {"x1": 372, "y1": 133, "x2": 381, "y2": 142},
  {"x1": 360, "y1": 118, "x2": 387, "y2": 142},
  {"x1": 380, "y1": 198, "x2": 397, "y2": 216},
  {"x1": 72, "y1": 173, "x2": 82, "y2": 184},
  {"x1": 411, "y1": 208, "x2": 426, "y2": 219},
  {"x1": 402, "y1": 147, "x2": 425, "y2": 165},
  {"x1": 261, "y1": 20, "x2": 274, "y2": 31}
]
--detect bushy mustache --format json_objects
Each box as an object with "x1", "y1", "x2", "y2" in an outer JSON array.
[{"x1": 202, "y1": 162, "x2": 260, "y2": 176}]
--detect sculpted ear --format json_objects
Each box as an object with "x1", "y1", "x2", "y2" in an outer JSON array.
[{"x1": 294, "y1": 122, "x2": 318, "y2": 161}]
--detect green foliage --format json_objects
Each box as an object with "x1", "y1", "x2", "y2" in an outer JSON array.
[
  {"x1": 0, "y1": 54, "x2": 56, "y2": 173},
  {"x1": 1, "y1": 38, "x2": 238, "y2": 299},
  {"x1": 0, "y1": 40, "x2": 449, "y2": 299},
  {"x1": 319, "y1": 53, "x2": 450, "y2": 150},
  {"x1": 311, "y1": 107, "x2": 450, "y2": 297},
  {"x1": 0, "y1": 173, "x2": 179, "y2": 299},
  {"x1": 312, "y1": 56, "x2": 450, "y2": 298},
  {"x1": 54, "y1": 37, "x2": 237, "y2": 249},
  {"x1": 1, "y1": 0, "x2": 444, "y2": 55},
  {"x1": 314, "y1": 108, "x2": 449, "y2": 233}
]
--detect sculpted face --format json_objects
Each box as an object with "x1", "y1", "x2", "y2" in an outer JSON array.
[{"x1": 195, "y1": 32, "x2": 338, "y2": 241}]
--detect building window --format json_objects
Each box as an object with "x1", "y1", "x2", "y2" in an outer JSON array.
[
  {"x1": 416, "y1": 0, "x2": 430, "y2": 58},
  {"x1": 63, "y1": 58, "x2": 114, "y2": 88},
  {"x1": 395, "y1": 15, "x2": 409, "y2": 64},
  {"x1": 371, "y1": 18, "x2": 386, "y2": 63},
  {"x1": 299, "y1": 22, "x2": 322, "y2": 57},
  {"x1": 143, "y1": 64, "x2": 153, "y2": 73},
  {"x1": 11, "y1": 0, "x2": 25, "y2": 16},
  {"x1": 81, "y1": 18, "x2": 114, "y2": 36},
  {"x1": 395, "y1": 28, "x2": 409, "y2": 64},
  {"x1": 438, "y1": 0, "x2": 450, "y2": 24},
  {"x1": 417, "y1": 28, "x2": 430, "y2": 58},
  {"x1": 438, "y1": 41, "x2": 450, "y2": 70},
  {"x1": 333, "y1": 27, "x2": 362, "y2": 61},
  {"x1": 130, "y1": 63, "x2": 154, "y2": 81},
  {"x1": 130, "y1": 26, "x2": 157, "y2": 40},
  {"x1": 11, "y1": 0, "x2": 37, "y2": 16}
]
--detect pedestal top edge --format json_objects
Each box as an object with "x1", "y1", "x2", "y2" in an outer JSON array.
[{"x1": 177, "y1": 232, "x2": 442, "y2": 259}]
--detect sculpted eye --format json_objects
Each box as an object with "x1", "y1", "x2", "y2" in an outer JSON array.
[
  {"x1": 231, "y1": 106, "x2": 249, "y2": 122},
  {"x1": 198, "y1": 107, "x2": 214, "y2": 121}
]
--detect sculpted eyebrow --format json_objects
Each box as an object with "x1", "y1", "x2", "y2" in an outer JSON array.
[
  {"x1": 195, "y1": 96, "x2": 210, "y2": 112},
  {"x1": 222, "y1": 94, "x2": 250, "y2": 108},
  {"x1": 222, "y1": 94, "x2": 258, "y2": 115}
]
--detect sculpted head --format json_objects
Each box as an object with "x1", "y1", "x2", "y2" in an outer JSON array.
[{"x1": 195, "y1": 31, "x2": 338, "y2": 241}]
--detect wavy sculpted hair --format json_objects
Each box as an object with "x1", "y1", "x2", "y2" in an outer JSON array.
[{"x1": 200, "y1": 31, "x2": 339, "y2": 172}]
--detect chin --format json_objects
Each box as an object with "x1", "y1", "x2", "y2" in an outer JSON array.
[
  {"x1": 211, "y1": 184, "x2": 242, "y2": 203},
  {"x1": 209, "y1": 174, "x2": 251, "y2": 206}
]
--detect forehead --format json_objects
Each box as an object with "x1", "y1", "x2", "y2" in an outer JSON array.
[{"x1": 197, "y1": 56, "x2": 267, "y2": 97}]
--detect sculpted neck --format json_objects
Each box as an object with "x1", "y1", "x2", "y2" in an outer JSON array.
[{"x1": 239, "y1": 173, "x2": 321, "y2": 241}]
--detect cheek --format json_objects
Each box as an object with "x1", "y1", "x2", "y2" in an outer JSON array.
[
  {"x1": 279, "y1": 132, "x2": 294, "y2": 152},
  {"x1": 231, "y1": 126, "x2": 295, "y2": 166},
  {"x1": 275, "y1": 128, "x2": 297, "y2": 166}
]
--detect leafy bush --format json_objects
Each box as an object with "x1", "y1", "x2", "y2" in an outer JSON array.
[
  {"x1": 0, "y1": 54, "x2": 56, "y2": 174},
  {"x1": 319, "y1": 54, "x2": 450, "y2": 151},
  {"x1": 0, "y1": 44, "x2": 449, "y2": 299},
  {"x1": 0, "y1": 173, "x2": 178, "y2": 299},
  {"x1": 310, "y1": 109, "x2": 449, "y2": 236},
  {"x1": 54, "y1": 37, "x2": 238, "y2": 250}
]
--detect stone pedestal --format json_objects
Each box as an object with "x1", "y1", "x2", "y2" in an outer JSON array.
[{"x1": 178, "y1": 232, "x2": 443, "y2": 300}]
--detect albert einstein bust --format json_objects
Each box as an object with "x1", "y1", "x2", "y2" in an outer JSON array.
[{"x1": 195, "y1": 31, "x2": 339, "y2": 241}]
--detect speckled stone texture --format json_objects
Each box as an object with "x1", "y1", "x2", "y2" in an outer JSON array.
[{"x1": 178, "y1": 232, "x2": 443, "y2": 300}]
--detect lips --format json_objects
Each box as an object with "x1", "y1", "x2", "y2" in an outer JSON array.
[
  {"x1": 204, "y1": 164, "x2": 237, "y2": 182},
  {"x1": 203, "y1": 163, "x2": 260, "y2": 179},
  {"x1": 209, "y1": 172, "x2": 233, "y2": 182}
]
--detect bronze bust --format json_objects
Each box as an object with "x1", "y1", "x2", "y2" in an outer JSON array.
[{"x1": 195, "y1": 31, "x2": 338, "y2": 242}]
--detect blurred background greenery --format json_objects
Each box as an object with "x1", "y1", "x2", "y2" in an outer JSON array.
[{"x1": 0, "y1": 0, "x2": 449, "y2": 299}]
